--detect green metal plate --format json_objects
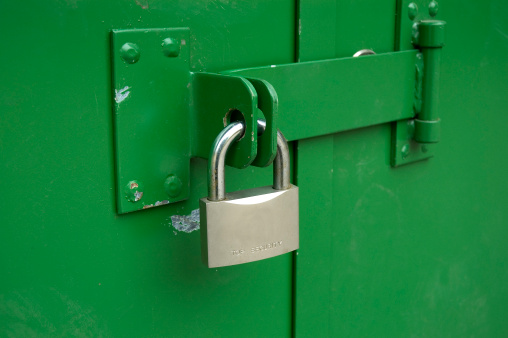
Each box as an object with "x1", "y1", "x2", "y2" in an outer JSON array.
[
  {"x1": 396, "y1": 0, "x2": 439, "y2": 51},
  {"x1": 246, "y1": 78, "x2": 278, "y2": 167},
  {"x1": 111, "y1": 28, "x2": 190, "y2": 214},
  {"x1": 391, "y1": 118, "x2": 434, "y2": 167},
  {"x1": 225, "y1": 51, "x2": 418, "y2": 141},
  {"x1": 393, "y1": 1, "x2": 439, "y2": 166},
  {"x1": 191, "y1": 73, "x2": 258, "y2": 169}
]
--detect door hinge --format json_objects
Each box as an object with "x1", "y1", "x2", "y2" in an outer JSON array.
[{"x1": 391, "y1": 19, "x2": 446, "y2": 167}]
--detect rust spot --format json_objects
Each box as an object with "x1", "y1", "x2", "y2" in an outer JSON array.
[{"x1": 130, "y1": 182, "x2": 139, "y2": 189}]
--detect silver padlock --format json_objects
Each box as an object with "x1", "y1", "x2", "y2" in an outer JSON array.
[{"x1": 200, "y1": 121, "x2": 299, "y2": 268}]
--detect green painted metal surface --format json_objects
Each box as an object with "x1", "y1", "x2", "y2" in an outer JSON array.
[
  {"x1": 392, "y1": 1, "x2": 443, "y2": 166},
  {"x1": 0, "y1": 1, "x2": 295, "y2": 336},
  {"x1": 1, "y1": 0, "x2": 508, "y2": 337},
  {"x1": 413, "y1": 20, "x2": 446, "y2": 144},
  {"x1": 391, "y1": 52, "x2": 435, "y2": 167},
  {"x1": 243, "y1": 78, "x2": 278, "y2": 167},
  {"x1": 391, "y1": 119, "x2": 435, "y2": 167},
  {"x1": 191, "y1": 73, "x2": 259, "y2": 168},
  {"x1": 111, "y1": 28, "x2": 191, "y2": 214},
  {"x1": 225, "y1": 51, "x2": 417, "y2": 142},
  {"x1": 295, "y1": 0, "x2": 508, "y2": 337}
]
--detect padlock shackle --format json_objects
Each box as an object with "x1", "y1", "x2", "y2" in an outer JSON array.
[
  {"x1": 208, "y1": 121, "x2": 245, "y2": 201},
  {"x1": 208, "y1": 120, "x2": 290, "y2": 201},
  {"x1": 273, "y1": 130, "x2": 290, "y2": 191}
]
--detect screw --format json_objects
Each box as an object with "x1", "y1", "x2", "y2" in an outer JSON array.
[
  {"x1": 162, "y1": 38, "x2": 180, "y2": 57},
  {"x1": 408, "y1": 2, "x2": 418, "y2": 21},
  {"x1": 120, "y1": 42, "x2": 140, "y2": 64},
  {"x1": 125, "y1": 180, "x2": 144, "y2": 202},
  {"x1": 164, "y1": 175, "x2": 183, "y2": 197},
  {"x1": 429, "y1": 1, "x2": 439, "y2": 17},
  {"x1": 401, "y1": 144, "x2": 410, "y2": 159}
]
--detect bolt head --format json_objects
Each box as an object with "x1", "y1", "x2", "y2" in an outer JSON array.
[
  {"x1": 407, "y1": 119, "x2": 416, "y2": 136},
  {"x1": 162, "y1": 38, "x2": 180, "y2": 57},
  {"x1": 429, "y1": 1, "x2": 439, "y2": 17},
  {"x1": 120, "y1": 42, "x2": 140, "y2": 64},
  {"x1": 401, "y1": 144, "x2": 410, "y2": 159},
  {"x1": 408, "y1": 2, "x2": 418, "y2": 21},
  {"x1": 164, "y1": 175, "x2": 183, "y2": 197},
  {"x1": 125, "y1": 180, "x2": 144, "y2": 202}
]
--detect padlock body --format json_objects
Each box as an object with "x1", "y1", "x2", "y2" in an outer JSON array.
[{"x1": 200, "y1": 185, "x2": 299, "y2": 268}]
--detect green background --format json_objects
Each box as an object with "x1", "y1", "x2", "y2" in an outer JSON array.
[{"x1": 1, "y1": 0, "x2": 507, "y2": 336}]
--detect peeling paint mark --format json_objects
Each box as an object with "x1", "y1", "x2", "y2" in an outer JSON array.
[
  {"x1": 115, "y1": 86, "x2": 130, "y2": 103},
  {"x1": 143, "y1": 200, "x2": 169, "y2": 209},
  {"x1": 181, "y1": 39, "x2": 186, "y2": 45},
  {"x1": 129, "y1": 182, "x2": 143, "y2": 201},
  {"x1": 135, "y1": 0, "x2": 149, "y2": 9},
  {"x1": 134, "y1": 191, "x2": 143, "y2": 202},
  {"x1": 170, "y1": 209, "x2": 200, "y2": 233}
]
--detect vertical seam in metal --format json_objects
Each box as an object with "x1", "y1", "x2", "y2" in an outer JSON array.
[
  {"x1": 394, "y1": 0, "x2": 404, "y2": 51},
  {"x1": 291, "y1": 141, "x2": 298, "y2": 338},
  {"x1": 291, "y1": 0, "x2": 301, "y2": 334}
]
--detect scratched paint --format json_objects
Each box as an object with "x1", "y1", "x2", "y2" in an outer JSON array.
[
  {"x1": 114, "y1": 86, "x2": 130, "y2": 103},
  {"x1": 143, "y1": 200, "x2": 169, "y2": 209},
  {"x1": 170, "y1": 209, "x2": 200, "y2": 233},
  {"x1": 135, "y1": 0, "x2": 149, "y2": 9}
]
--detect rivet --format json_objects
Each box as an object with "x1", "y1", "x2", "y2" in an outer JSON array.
[
  {"x1": 408, "y1": 2, "x2": 418, "y2": 21},
  {"x1": 120, "y1": 42, "x2": 140, "y2": 64},
  {"x1": 164, "y1": 175, "x2": 183, "y2": 197},
  {"x1": 125, "y1": 180, "x2": 144, "y2": 202},
  {"x1": 407, "y1": 119, "x2": 415, "y2": 136},
  {"x1": 421, "y1": 145, "x2": 429, "y2": 153},
  {"x1": 401, "y1": 144, "x2": 410, "y2": 159},
  {"x1": 429, "y1": 1, "x2": 439, "y2": 17},
  {"x1": 162, "y1": 37, "x2": 180, "y2": 57}
]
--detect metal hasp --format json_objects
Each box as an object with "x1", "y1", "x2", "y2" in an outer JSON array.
[
  {"x1": 110, "y1": 22, "x2": 446, "y2": 213},
  {"x1": 200, "y1": 123, "x2": 298, "y2": 268},
  {"x1": 111, "y1": 28, "x2": 278, "y2": 213},
  {"x1": 224, "y1": 51, "x2": 417, "y2": 142},
  {"x1": 413, "y1": 20, "x2": 446, "y2": 143}
]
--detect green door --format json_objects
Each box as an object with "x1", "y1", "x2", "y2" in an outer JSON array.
[
  {"x1": 295, "y1": 1, "x2": 508, "y2": 336},
  {"x1": 1, "y1": 0, "x2": 507, "y2": 337}
]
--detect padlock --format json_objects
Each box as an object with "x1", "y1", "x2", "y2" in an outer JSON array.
[{"x1": 199, "y1": 121, "x2": 299, "y2": 268}]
